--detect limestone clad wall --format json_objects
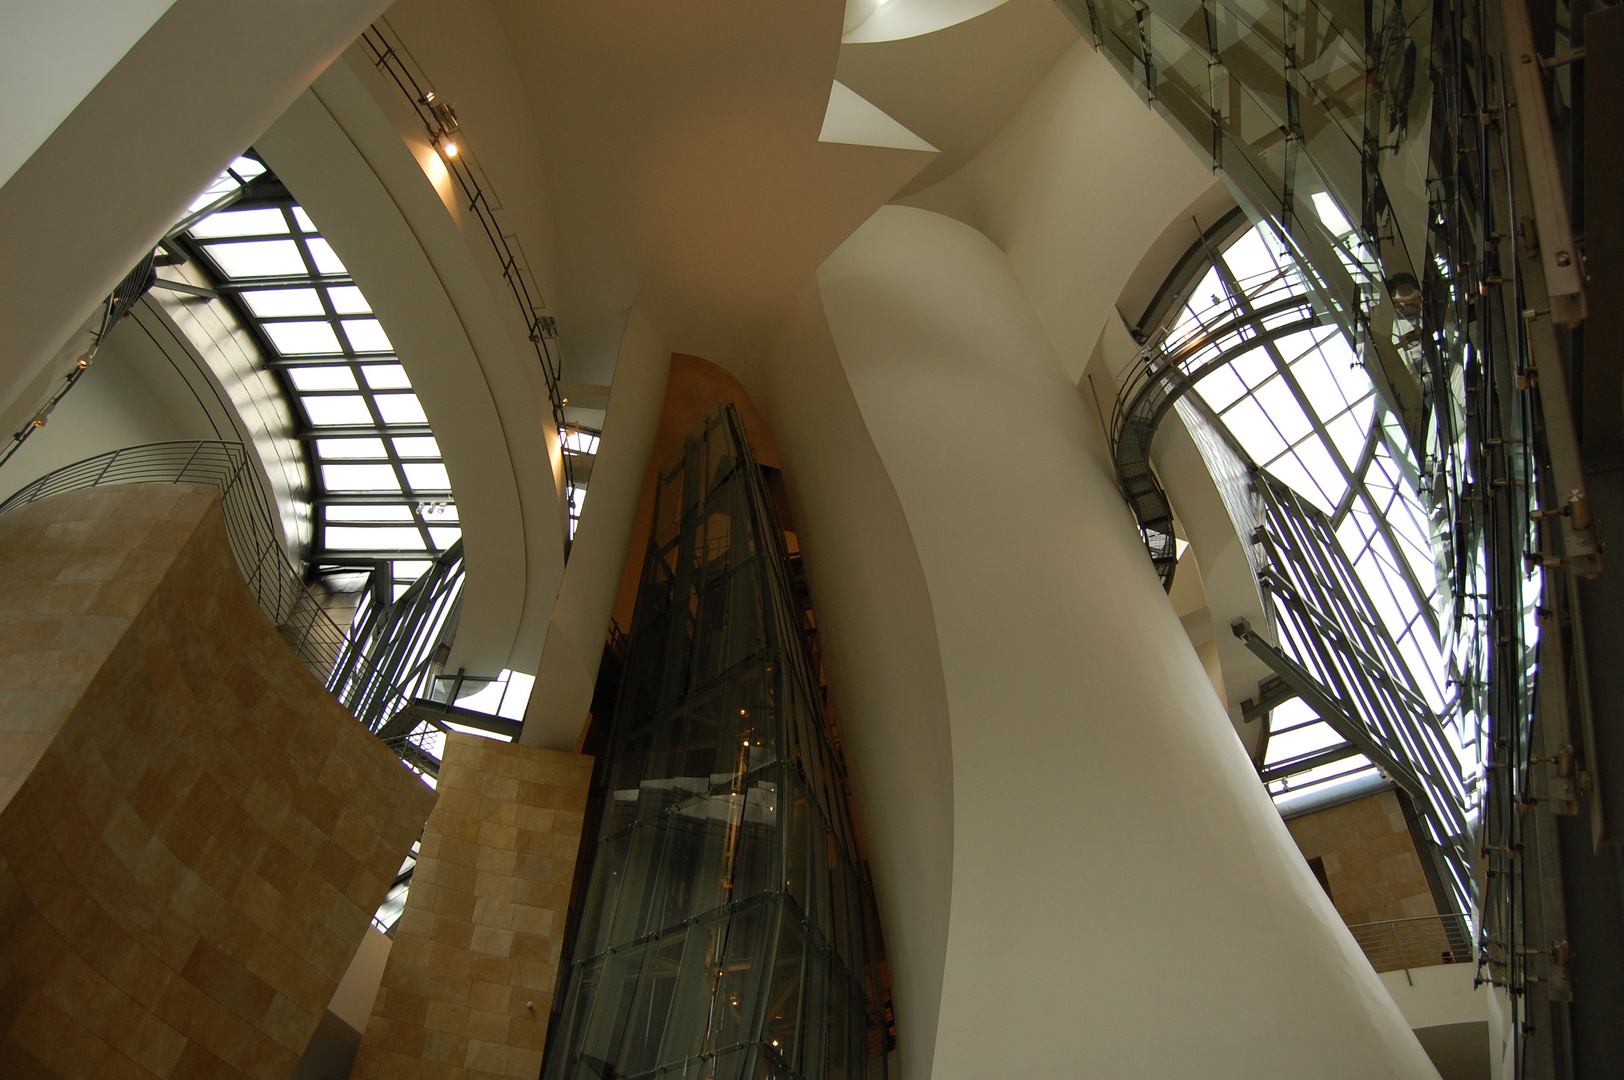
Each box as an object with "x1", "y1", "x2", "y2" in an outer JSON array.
[
  {"x1": 1285, "y1": 790, "x2": 1439, "y2": 925},
  {"x1": 0, "y1": 483, "x2": 436, "y2": 1078},
  {"x1": 352, "y1": 734, "x2": 592, "y2": 1080}
]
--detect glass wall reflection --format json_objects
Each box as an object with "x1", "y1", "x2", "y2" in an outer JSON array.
[{"x1": 544, "y1": 405, "x2": 891, "y2": 1080}]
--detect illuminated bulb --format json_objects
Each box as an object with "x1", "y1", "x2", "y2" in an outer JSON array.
[{"x1": 443, "y1": 140, "x2": 459, "y2": 158}]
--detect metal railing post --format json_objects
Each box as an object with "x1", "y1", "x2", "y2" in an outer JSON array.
[{"x1": 91, "y1": 447, "x2": 121, "y2": 487}]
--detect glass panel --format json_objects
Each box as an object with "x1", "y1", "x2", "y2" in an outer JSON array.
[
  {"x1": 427, "y1": 526, "x2": 462, "y2": 548},
  {"x1": 362, "y1": 363, "x2": 413, "y2": 389},
  {"x1": 263, "y1": 321, "x2": 343, "y2": 356},
  {"x1": 315, "y1": 437, "x2": 387, "y2": 459},
  {"x1": 188, "y1": 207, "x2": 289, "y2": 238},
  {"x1": 375, "y1": 394, "x2": 428, "y2": 424},
  {"x1": 241, "y1": 288, "x2": 323, "y2": 317},
  {"x1": 304, "y1": 237, "x2": 348, "y2": 275},
  {"x1": 324, "y1": 525, "x2": 425, "y2": 551},
  {"x1": 392, "y1": 436, "x2": 442, "y2": 458},
  {"x1": 326, "y1": 284, "x2": 371, "y2": 313},
  {"x1": 322, "y1": 463, "x2": 402, "y2": 492},
  {"x1": 203, "y1": 239, "x2": 306, "y2": 278},
  {"x1": 287, "y1": 366, "x2": 358, "y2": 392},
  {"x1": 402, "y1": 462, "x2": 451, "y2": 491},
  {"x1": 326, "y1": 504, "x2": 413, "y2": 522},
  {"x1": 302, "y1": 396, "x2": 374, "y2": 426},
  {"x1": 342, "y1": 318, "x2": 393, "y2": 352}
]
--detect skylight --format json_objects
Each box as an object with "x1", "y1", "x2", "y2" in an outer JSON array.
[
  {"x1": 1161, "y1": 219, "x2": 1463, "y2": 808},
  {"x1": 178, "y1": 157, "x2": 459, "y2": 601}
]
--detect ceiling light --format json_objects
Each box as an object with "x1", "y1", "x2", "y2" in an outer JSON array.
[{"x1": 443, "y1": 140, "x2": 459, "y2": 158}]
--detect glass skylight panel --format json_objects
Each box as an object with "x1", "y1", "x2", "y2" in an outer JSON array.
[
  {"x1": 563, "y1": 429, "x2": 601, "y2": 454},
  {"x1": 342, "y1": 319, "x2": 393, "y2": 353},
  {"x1": 288, "y1": 366, "x2": 359, "y2": 392},
  {"x1": 303, "y1": 396, "x2": 375, "y2": 426},
  {"x1": 375, "y1": 394, "x2": 427, "y2": 424},
  {"x1": 264, "y1": 321, "x2": 343, "y2": 355},
  {"x1": 326, "y1": 526, "x2": 427, "y2": 551},
  {"x1": 204, "y1": 239, "x2": 307, "y2": 278},
  {"x1": 241, "y1": 288, "x2": 325, "y2": 318},
  {"x1": 305, "y1": 238, "x2": 347, "y2": 275},
  {"x1": 362, "y1": 364, "x2": 413, "y2": 390},
  {"x1": 328, "y1": 504, "x2": 415, "y2": 522},
  {"x1": 188, "y1": 207, "x2": 290, "y2": 239},
  {"x1": 181, "y1": 160, "x2": 459, "y2": 584},
  {"x1": 393, "y1": 436, "x2": 441, "y2": 458},
  {"x1": 1158, "y1": 219, "x2": 1460, "y2": 815},
  {"x1": 317, "y1": 437, "x2": 388, "y2": 459},
  {"x1": 327, "y1": 286, "x2": 371, "y2": 314},
  {"x1": 322, "y1": 464, "x2": 402, "y2": 492},
  {"x1": 403, "y1": 462, "x2": 452, "y2": 490}
]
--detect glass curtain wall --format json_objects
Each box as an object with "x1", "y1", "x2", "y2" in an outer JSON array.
[{"x1": 544, "y1": 406, "x2": 890, "y2": 1080}]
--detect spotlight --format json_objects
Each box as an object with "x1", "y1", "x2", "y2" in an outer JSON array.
[{"x1": 443, "y1": 140, "x2": 459, "y2": 158}]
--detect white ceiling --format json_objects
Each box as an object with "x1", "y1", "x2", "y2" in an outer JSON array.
[{"x1": 373, "y1": 0, "x2": 1078, "y2": 388}]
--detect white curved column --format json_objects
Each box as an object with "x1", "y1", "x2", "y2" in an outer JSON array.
[
  {"x1": 521, "y1": 311, "x2": 671, "y2": 750},
  {"x1": 768, "y1": 205, "x2": 1439, "y2": 1079},
  {"x1": 762, "y1": 287, "x2": 956, "y2": 1080}
]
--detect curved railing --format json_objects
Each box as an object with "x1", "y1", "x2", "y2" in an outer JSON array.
[
  {"x1": 1109, "y1": 291, "x2": 1325, "y2": 590},
  {"x1": 0, "y1": 440, "x2": 352, "y2": 682}
]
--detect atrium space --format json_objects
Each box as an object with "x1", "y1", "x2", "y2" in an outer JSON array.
[{"x1": 1, "y1": 2, "x2": 1621, "y2": 1080}]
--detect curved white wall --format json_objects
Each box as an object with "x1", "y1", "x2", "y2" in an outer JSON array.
[
  {"x1": 522, "y1": 310, "x2": 671, "y2": 749},
  {"x1": 0, "y1": 0, "x2": 392, "y2": 426},
  {"x1": 901, "y1": 40, "x2": 1218, "y2": 384},
  {"x1": 769, "y1": 205, "x2": 1439, "y2": 1079},
  {"x1": 256, "y1": 62, "x2": 572, "y2": 676},
  {"x1": 763, "y1": 286, "x2": 956, "y2": 1080}
]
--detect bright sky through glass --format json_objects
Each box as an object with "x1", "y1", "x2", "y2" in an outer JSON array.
[
  {"x1": 183, "y1": 158, "x2": 459, "y2": 599},
  {"x1": 1165, "y1": 218, "x2": 1454, "y2": 806}
]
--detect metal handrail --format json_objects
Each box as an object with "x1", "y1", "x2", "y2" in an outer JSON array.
[
  {"x1": 0, "y1": 440, "x2": 353, "y2": 684},
  {"x1": 1345, "y1": 914, "x2": 1473, "y2": 980}
]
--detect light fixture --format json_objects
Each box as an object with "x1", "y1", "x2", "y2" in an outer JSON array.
[{"x1": 443, "y1": 140, "x2": 459, "y2": 158}]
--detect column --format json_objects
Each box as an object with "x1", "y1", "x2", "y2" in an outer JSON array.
[
  {"x1": 351, "y1": 734, "x2": 591, "y2": 1080},
  {"x1": 521, "y1": 311, "x2": 670, "y2": 750},
  {"x1": 761, "y1": 205, "x2": 1440, "y2": 1080}
]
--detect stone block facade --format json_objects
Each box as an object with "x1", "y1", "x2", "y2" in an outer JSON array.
[
  {"x1": 352, "y1": 734, "x2": 592, "y2": 1080},
  {"x1": 1285, "y1": 789, "x2": 1438, "y2": 925},
  {"x1": 0, "y1": 484, "x2": 436, "y2": 1078}
]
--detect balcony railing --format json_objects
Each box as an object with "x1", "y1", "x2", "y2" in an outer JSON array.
[
  {"x1": 0, "y1": 440, "x2": 351, "y2": 683},
  {"x1": 1346, "y1": 915, "x2": 1473, "y2": 980}
]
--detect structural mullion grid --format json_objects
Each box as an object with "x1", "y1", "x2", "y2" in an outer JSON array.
[
  {"x1": 1215, "y1": 239, "x2": 1443, "y2": 645},
  {"x1": 278, "y1": 207, "x2": 437, "y2": 561}
]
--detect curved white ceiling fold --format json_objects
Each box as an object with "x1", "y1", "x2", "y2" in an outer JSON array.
[{"x1": 820, "y1": 81, "x2": 939, "y2": 152}]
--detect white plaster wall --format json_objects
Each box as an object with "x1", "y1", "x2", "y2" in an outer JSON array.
[
  {"x1": 763, "y1": 286, "x2": 956, "y2": 1080},
  {"x1": 0, "y1": 0, "x2": 393, "y2": 423},
  {"x1": 0, "y1": 1, "x2": 177, "y2": 190},
  {"x1": 523, "y1": 310, "x2": 671, "y2": 749},
  {"x1": 256, "y1": 62, "x2": 573, "y2": 676},
  {"x1": 772, "y1": 204, "x2": 1439, "y2": 1079},
  {"x1": 901, "y1": 40, "x2": 1219, "y2": 385}
]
